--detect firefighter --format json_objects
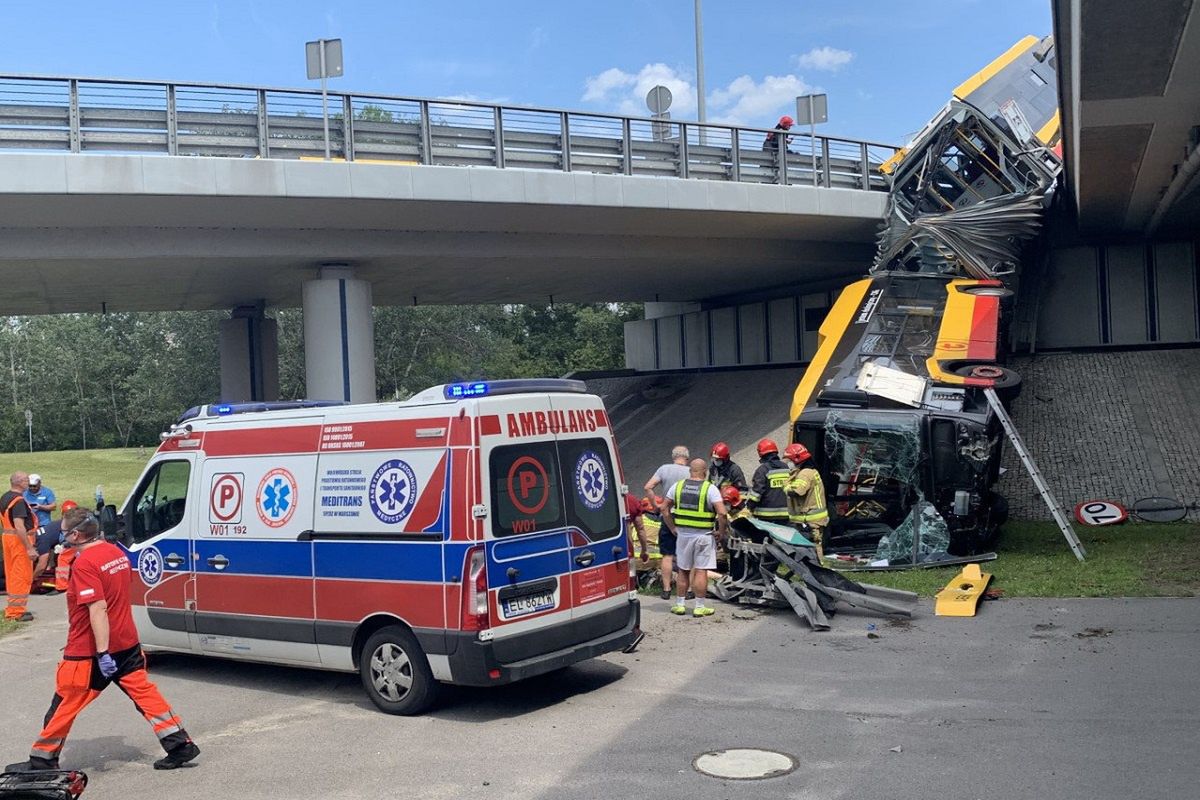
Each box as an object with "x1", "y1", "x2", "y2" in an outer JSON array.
[
  {"x1": 5, "y1": 508, "x2": 200, "y2": 773},
  {"x1": 784, "y1": 443, "x2": 829, "y2": 561},
  {"x1": 2, "y1": 471, "x2": 38, "y2": 622},
  {"x1": 721, "y1": 485, "x2": 751, "y2": 521},
  {"x1": 707, "y1": 442, "x2": 748, "y2": 492},
  {"x1": 661, "y1": 459, "x2": 728, "y2": 617},
  {"x1": 762, "y1": 115, "x2": 795, "y2": 152},
  {"x1": 746, "y1": 439, "x2": 790, "y2": 524}
]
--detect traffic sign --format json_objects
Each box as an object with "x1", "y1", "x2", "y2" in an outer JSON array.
[{"x1": 1073, "y1": 500, "x2": 1127, "y2": 526}]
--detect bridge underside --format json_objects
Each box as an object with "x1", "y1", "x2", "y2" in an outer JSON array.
[{"x1": 0, "y1": 154, "x2": 883, "y2": 315}]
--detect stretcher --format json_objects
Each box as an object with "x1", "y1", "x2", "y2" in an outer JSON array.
[
  {"x1": 0, "y1": 769, "x2": 88, "y2": 799},
  {"x1": 710, "y1": 516, "x2": 918, "y2": 630}
]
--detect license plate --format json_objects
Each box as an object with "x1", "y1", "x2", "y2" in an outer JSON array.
[{"x1": 502, "y1": 592, "x2": 555, "y2": 618}]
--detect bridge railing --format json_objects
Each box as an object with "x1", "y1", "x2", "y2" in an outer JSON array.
[{"x1": 0, "y1": 75, "x2": 899, "y2": 191}]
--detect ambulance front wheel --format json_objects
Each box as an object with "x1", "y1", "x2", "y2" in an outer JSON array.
[{"x1": 360, "y1": 626, "x2": 440, "y2": 715}]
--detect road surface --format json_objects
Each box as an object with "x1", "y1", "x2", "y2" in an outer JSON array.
[{"x1": 1, "y1": 593, "x2": 1196, "y2": 799}]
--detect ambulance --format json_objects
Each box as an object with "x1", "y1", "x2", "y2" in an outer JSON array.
[{"x1": 99, "y1": 378, "x2": 641, "y2": 714}]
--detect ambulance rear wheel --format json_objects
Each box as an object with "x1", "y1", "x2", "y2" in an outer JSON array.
[{"x1": 360, "y1": 626, "x2": 439, "y2": 715}]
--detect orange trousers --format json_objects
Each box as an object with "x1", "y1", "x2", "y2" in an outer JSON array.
[
  {"x1": 54, "y1": 547, "x2": 76, "y2": 591},
  {"x1": 30, "y1": 648, "x2": 190, "y2": 763},
  {"x1": 3, "y1": 531, "x2": 33, "y2": 619}
]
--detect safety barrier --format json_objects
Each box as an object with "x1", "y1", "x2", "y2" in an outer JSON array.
[{"x1": 0, "y1": 75, "x2": 899, "y2": 190}]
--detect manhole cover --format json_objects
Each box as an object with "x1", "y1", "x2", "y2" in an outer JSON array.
[{"x1": 692, "y1": 748, "x2": 797, "y2": 780}]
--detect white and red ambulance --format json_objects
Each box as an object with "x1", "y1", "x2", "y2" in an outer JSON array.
[{"x1": 100, "y1": 378, "x2": 641, "y2": 714}]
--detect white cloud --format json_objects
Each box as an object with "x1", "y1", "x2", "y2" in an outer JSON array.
[
  {"x1": 582, "y1": 64, "x2": 816, "y2": 126},
  {"x1": 795, "y1": 46, "x2": 854, "y2": 72},
  {"x1": 707, "y1": 74, "x2": 814, "y2": 125},
  {"x1": 582, "y1": 64, "x2": 697, "y2": 117}
]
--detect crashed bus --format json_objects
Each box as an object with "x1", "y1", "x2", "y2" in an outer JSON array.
[{"x1": 788, "y1": 36, "x2": 1062, "y2": 564}]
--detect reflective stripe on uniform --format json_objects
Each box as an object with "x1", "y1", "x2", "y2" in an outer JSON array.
[
  {"x1": 752, "y1": 508, "x2": 789, "y2": 519},
  {"x1": 788, "y1": 510, "x2": 829, "y2": 523}
]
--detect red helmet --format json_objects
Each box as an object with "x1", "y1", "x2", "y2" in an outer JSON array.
[
  {"x1": 721, "y1": 486, "x2": 741, "y2": 506},
  {"x1": 756, "y1": 438, "x2": 779, "y2": 457},
  {"x1": 711, "y1": 442, "x2": 730, "y2": 459},
  {"x1": 61, "y1": 499, "x2": 79, "y2": 513},
  {"x1": 784, "y1": 443, "x2": 811, "y2": 464},
  {"x1": 779, "y1": 115, "x2": 795, "y2": 128}
]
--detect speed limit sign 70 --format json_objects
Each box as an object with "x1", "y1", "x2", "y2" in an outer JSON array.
[{"x1": 1073, "y1": 500, "x2": 1128, "y2": 526}]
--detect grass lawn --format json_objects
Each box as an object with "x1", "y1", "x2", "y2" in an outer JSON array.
[
  {"x1": 841, "y1": 521, "x2": 1200, "y2": 598},
  {"x1": 0, "y1": 447, "x2": 152, "y2": 511},
  {"x1": 0, "y1": 618, "x2": 21, "y2": 638}
]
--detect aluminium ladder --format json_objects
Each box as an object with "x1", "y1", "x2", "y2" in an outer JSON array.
[{"x1": 983, "y1": 388, "x2": 1087, "y2": 561}]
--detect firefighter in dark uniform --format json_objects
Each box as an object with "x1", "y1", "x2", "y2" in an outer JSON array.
[
  {"x1": 707, "y1": 442, "x2": 748, "y2": 492},
  {"x1": 745, "y1": 439, "x2": 790, "y2": 524}
]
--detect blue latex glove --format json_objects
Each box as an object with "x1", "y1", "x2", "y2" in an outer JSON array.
[{"x1": 97, "y1": 652, "x2": 118, "y2": 679}]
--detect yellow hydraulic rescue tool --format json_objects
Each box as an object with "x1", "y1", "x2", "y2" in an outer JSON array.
[{"x1": 934, "y1": 563, "x2": 993, "y2": 617}]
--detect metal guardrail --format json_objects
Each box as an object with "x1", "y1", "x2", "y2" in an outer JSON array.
[{"x1": 0, "y1": 75, "x2": 899, "y2": 191}]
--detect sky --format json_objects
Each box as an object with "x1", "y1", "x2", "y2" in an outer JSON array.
[{"x1": 0, "y1": 0, "x2": 1052, "y2": 144}]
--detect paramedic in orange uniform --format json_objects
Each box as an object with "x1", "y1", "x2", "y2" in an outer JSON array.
[
  {"x1": 5, "y1": 508, "x2": 200, "y2": 773},
  {"x1": 2, "y1": 471, "x2": 38, "y2": 621}
]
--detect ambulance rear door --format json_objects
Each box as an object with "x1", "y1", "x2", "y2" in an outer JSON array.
[
  {"x1": 479, "y1": 395, "x2": 576, "y2": 640},
  {"x1": 547, "y1": 393, "x2": 630, "y2": 625}
]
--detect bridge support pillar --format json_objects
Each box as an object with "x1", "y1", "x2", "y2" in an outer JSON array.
[
  {"x1": 302, "y1": 265, "x2": 376, "y2": 403},
  {"x1": 219, "y1": 302, "x2": 280, "y2": 402}
]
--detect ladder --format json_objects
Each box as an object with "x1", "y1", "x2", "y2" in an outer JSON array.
[{"x1": 984, "y1": 388, "x2": 1087, "y2": 561}]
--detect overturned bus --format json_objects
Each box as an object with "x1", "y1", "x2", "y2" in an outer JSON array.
[{"x1": 788, "y1": 36, "x2": 1062, "y2": 562}]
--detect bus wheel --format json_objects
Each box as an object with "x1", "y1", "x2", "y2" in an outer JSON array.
[
  {"x1": 953, "y1": 364, "x2": 1022, "y2": 391},
  {"x1": 360, "y1": 625, "x2": 439, "y2": 715}
]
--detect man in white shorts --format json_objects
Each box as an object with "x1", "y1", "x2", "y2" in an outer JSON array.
[{"x1": 662, "y1": 459, "x2": 728, "y2": 617}]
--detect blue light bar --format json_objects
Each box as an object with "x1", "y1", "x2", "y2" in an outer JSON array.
[
  {"x1": 444, "y1": 382, "x2": 490, "y2": 399},
  {"x1": 214, "y1": 403, "x2": 234, "y2": 415}
]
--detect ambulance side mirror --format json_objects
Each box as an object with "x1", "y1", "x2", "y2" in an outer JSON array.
[{"x1": 100, "y1": 504, "x2": 119, "y2": 541}]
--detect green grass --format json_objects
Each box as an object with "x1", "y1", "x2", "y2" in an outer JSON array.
[
  {"x1": 0, "y1": 618, "x2": 21, "y2": 638},
  {"x1": 841, "y1": 521, "x2": 1200, "y2": 598},
  {"x1": 0, "y1": 447, "x2": 151, "y2": 512}
]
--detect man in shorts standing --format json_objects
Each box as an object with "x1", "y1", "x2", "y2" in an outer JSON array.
[
  {"x1": 662, "y1": 459, "x2": 728, "y2": 617},
  {"x1": 644, "y1": 446, "x2": 691, "y2": 599}
]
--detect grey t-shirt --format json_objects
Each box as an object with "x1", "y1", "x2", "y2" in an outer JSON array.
[{"x1": 651, "y1": 463, "x2": 690, "y2": 495}]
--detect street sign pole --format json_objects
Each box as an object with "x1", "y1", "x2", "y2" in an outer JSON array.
[
  {"x1": 809, "y1": 95, "x2": 817, "y2": 187},
  {"x1": 796, "y1": 93, "x2": 829, "y2": 188},
  {"x1": 306, "y1": 38, "x2": 344, "y2": 162},
  {"x1": 320, "y1": 41, "x2": 330, "y2": 160}
]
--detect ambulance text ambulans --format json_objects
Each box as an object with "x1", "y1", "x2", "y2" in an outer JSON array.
[{"x1": 99, "y1": 379, "x2": 641, "y2": 714}]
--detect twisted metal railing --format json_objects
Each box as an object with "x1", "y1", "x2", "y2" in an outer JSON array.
[{"x1": 0, "y1": 75, "x2": 898, "y2": 190}]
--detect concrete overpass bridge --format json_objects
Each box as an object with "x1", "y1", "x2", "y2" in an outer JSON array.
[{"x1": 0, "y1": 74, "x2": 897, "y2": 402}]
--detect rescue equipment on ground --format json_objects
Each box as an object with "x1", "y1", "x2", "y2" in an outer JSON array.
[
  {"x1": 710, "y1": 516, "x2": 917, "y2": 630},
  {"x1": 934, "y1": 563, "x2": 993, "y2": 617},
  {"x1": 0, "y1": 769, "x2": 88, "y2": 799}
]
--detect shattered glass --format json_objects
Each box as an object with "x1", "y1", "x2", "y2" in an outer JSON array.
[
  {"x1": 823, "y1": 410, "x2": 922, "y2": 528},
  {"x1": 821, "y1": 409, "x2": 952, "y2": 561},
  {"x1": 875, "y1": 500, "x2": 951, "y2": 562}
]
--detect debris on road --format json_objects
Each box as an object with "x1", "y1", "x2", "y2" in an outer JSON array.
[{"x1": 711, "y1": 516, "x2": 918, "y2": 630}]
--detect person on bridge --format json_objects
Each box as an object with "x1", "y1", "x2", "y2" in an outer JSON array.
[
  {"x1": 762, "y1": 115, "x2": 795, "y2": 152},
  {"x1": 661, "y1": 459, "x2": 728, "y2": 618},
  {"x1": 784, "y1": 443, "x2": 829, "y2": 561},
  {"x1": 2, "y1": 471, "x2": 38, "y2": 622},
  {"x1": 644, "y1": 446, "x2": 691, "y2": 600},
  {"x1": 6, "y1": 507, "x2": 200, "y2": 774},
  {"x1": 707, "y1": 442, "x2": 748, "y2": 492},
  {"x1": 746, "y1": 439, "x2": 791, "y2": 525}
]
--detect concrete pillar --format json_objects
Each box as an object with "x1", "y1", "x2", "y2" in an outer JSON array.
[
  {"x1": 303, "y1": 265, "x2": 376, "y2": 403},
  {"x1": 219, "y1": 302, "x2": 280, "y2": 402}
]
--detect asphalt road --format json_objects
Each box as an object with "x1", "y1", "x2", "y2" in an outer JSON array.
[{"x1": 1, "y1": 593, "x2": 1197, "y2": 800}]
